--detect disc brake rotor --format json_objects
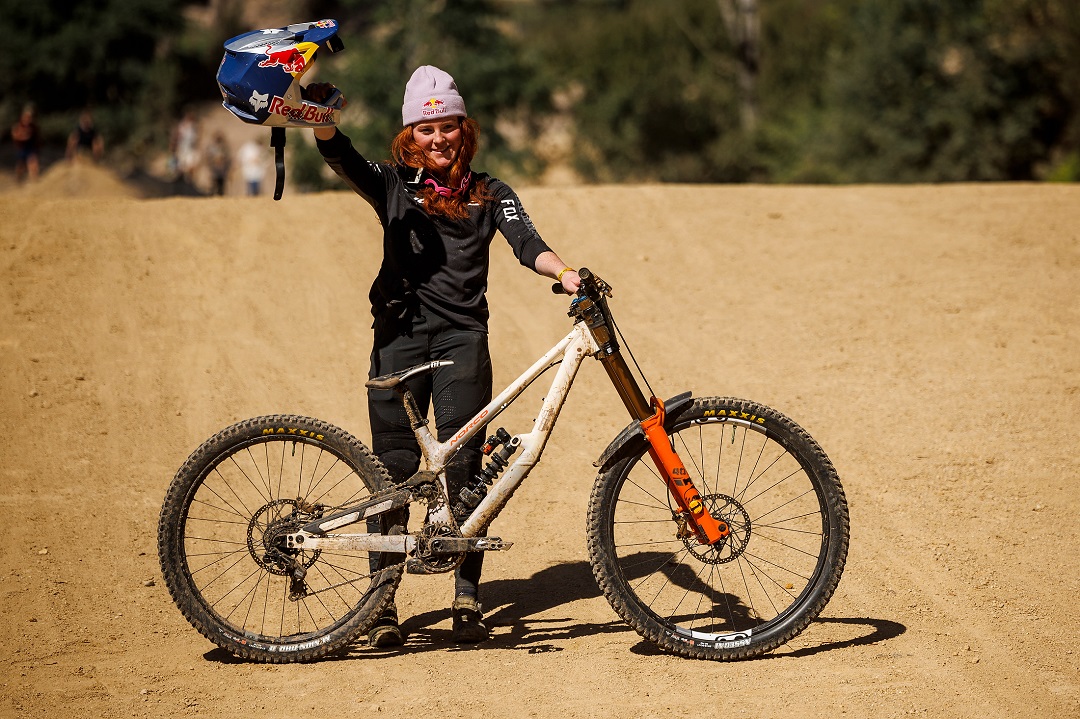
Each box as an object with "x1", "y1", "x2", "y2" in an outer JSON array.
[
  {"x1": 247, "y1": 498, "x2": 321, "y2": 575},
  {"x1": 680, "y1": 493, "x2": 751, "y2": 564}
]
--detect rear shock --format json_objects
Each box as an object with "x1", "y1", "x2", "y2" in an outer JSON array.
[{"x1": 456, "y1": 428, "x2": 521, "y2": 511}]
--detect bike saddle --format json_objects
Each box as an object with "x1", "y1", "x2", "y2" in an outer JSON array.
[{"x1": 365, "y1": 360, "x2": 454, "y2": 390}]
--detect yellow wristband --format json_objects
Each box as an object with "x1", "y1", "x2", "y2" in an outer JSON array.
[{"x1": 557, "y1": 267, "x2": 574, "y2": 282}]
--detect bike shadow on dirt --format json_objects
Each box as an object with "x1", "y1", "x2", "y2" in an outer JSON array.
[
  {"x1": 381, "y1": 555, "x2": 902, "y2": 658},
  {"x1": 615, "y1": 552, "x2": 907, "y2": 659},
  {"x1": 624, "y1": 615, "x2": 908, "y2": 659},
  {"x1": 381, "y1": 559, "x2": 625, "y2": 655},
  {"x1": 203, "y1": 556, "x2": 905, "y2": 662}
]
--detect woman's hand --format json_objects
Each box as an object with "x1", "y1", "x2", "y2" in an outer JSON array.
[
  {"x1": 303, "y1": 83, "x2": 346, "y2": 141},
  {"x1": 301, "y1": 82, "x2": 345, "y2": 106},
  {"x1": 559, "y1": 269, "x2": 581, "y2": 294},
  {"x1": 535, "y1": 251, "x2": 581, "y2": 294}
]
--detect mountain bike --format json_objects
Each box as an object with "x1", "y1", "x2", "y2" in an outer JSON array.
[{"x1": 157, "y1": 268, "x2": 849, "y2": 662}]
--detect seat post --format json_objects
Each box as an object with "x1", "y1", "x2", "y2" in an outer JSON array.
[{"x1": 395, "y1": 385, "x2": 429, "y2": 430}]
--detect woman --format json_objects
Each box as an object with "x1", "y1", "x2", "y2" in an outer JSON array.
[{"x1": 310, "y1": 66, "x2": 580, "y2": 646}]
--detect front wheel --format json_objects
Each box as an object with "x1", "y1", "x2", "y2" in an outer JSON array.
[
  {"x1": 587, "y1": 397, "x2": 849, "y2": 660},
  {"x1": 158, "y1": 415, "x2": 403, "y2": 662}
]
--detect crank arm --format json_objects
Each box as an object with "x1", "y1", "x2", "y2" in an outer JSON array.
[{"x1": 425, "y1": 536, "x2": 513, "y2": 554}]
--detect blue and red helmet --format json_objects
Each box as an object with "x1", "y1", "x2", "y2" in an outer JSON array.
[{"x1": 216, "y1": 19, "x2": 344, "y2": 128}]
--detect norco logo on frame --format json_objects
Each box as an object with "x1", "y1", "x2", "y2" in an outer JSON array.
[{"x1": 262, "y1": 427, "x2": 325, "y2": 440}]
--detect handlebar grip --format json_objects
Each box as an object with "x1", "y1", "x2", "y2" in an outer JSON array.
[{"x1": 553, "y1": 267, "x2": 599, "y2": 297}]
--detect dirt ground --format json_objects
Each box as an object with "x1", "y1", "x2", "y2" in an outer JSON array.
[{"x1": 1, "y1": 163, "x2": 1078, "y2": 718}]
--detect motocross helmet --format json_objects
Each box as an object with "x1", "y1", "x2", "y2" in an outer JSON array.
[{"x1": 216, "y1": 19, "x2": 344, "y2": 128}]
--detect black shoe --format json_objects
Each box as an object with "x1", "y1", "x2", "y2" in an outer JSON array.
[
  {"x1": 368, "y1": 605, "x2": 404, "y2": 648},
  {"x1": 451, "y1": 595, "x2": 489, "y2": 643}
]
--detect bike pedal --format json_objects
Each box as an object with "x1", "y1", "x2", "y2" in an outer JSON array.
[{"x1": 473, "y1": 537, "x2": 512, "y2": 551}]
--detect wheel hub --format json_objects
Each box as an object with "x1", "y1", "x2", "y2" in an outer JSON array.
[
  {"x1": 681, "y1": 494, "x2": 751, "y2": 564},
  {"x1": 247, "y1": 499, "x2": 321, "y2": 575}
]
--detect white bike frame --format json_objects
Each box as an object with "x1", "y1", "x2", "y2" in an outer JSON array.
[{"x1": 292, "y1": 321, "x2": 601, "y2": 554}]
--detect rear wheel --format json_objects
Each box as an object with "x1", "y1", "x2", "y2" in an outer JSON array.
[
  {"x1": 588, "y1": 397, "x2": 848, "y2": 660},
  {"x1": 158, "y1": 415, "x2": 403, "y2": 662}
]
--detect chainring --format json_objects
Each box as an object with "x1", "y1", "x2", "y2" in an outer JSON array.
[{"x1": 411, "y1": 522, "x2": 465, "y2": 573}]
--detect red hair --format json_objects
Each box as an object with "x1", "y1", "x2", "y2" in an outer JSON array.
[{"x1": 391, "y1": 117, "x2": 492, "y2": 220}]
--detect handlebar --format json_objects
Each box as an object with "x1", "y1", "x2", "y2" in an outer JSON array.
[
  {"x1": 559, "y1": 268, "x2": 651, "y2": 419},
  {"x1": 558, "y1": 268, "x2": 618, "y2": 358}
]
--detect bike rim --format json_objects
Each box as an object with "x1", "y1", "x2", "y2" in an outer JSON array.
[
  {"x1": 608, "y1": 416, "x2": 830, "y2": 645},
  {"x1": 178, "y1": 435, "x2": 383, "y2": 644}
]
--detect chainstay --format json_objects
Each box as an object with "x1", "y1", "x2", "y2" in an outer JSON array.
[{"x1": 293, "y1": 471, "x2": 462, "y2": 594}]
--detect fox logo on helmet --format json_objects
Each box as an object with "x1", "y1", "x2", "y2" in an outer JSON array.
[{"x1": 250, "y1": 90, "x2": 269, "y2": 112}]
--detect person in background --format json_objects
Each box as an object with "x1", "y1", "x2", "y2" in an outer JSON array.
[
  {"x1": 67, "y1": 110, "x2": 104, "y2": 162},
  {"x1": 205, "y1": 131, "x2": 231, "y2": 196},
  {"x1": 170, "y1": 111, "x2": 200, "y2": 185},
  {"x1": 307, "y1": 66, "x2": 581, "y2": 647},
  {"x1": 11, "y1": 104, "x2": 40, "y2": 183},
  {"x1": 237, "y1": 139, "x2": 265, "y2": 196}
]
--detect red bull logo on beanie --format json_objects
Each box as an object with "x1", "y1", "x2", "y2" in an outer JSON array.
[{"x1": 422, "y1": 98, "x2": 446, "y2": 118}]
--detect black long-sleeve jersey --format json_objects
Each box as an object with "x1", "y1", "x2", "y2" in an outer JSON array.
[{"x1": 316, "y1": 129, "x2": 551, "y2": 332}]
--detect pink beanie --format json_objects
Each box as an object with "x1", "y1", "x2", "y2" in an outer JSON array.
[{"x1": 401, "y1": 65, "x2": 467, "y2": 126}]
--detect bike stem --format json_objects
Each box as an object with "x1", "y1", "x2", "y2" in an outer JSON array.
[{"x1": 575, "y1": 269, "x2": 730, "y2": 545}]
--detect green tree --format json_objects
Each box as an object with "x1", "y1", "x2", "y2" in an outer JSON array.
[
  {"x1": 813, "y1": 0, "x2": 1074, "y2": 181},
  {"x1": 312, "y1": 0, "x2": 547, "y2": 179},
  {"x1": 0, "y1": 0, "x2": 233, "y2": 157},
  {"x1": 525, "y1": 0, "x2": 751, "y2": 182},
  {"x1": 2, "y1": 0, "x2": 162, "y2": 143}
]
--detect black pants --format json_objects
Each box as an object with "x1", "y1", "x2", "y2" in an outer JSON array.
[{"x1": 368, "y1": 308, "x2": 493, "y2": 597}]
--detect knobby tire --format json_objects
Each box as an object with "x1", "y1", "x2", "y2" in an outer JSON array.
[
  {"x1": 157, "y1": 415, "x2": 402, "y2": 662},
  {"x1": 587, "y1": 397, "x2": 849, "y2": 660}
]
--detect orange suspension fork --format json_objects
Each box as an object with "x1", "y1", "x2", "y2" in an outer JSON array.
[
  {"x1": 640, "y1": 398, "x2": 730, "y2": 545},
  {"x1": 572, "y1": 268, "x2": 729, "y2": 545},
  {"x1": 589, "y1": 325, "x2": 729, "y2": 544}
]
